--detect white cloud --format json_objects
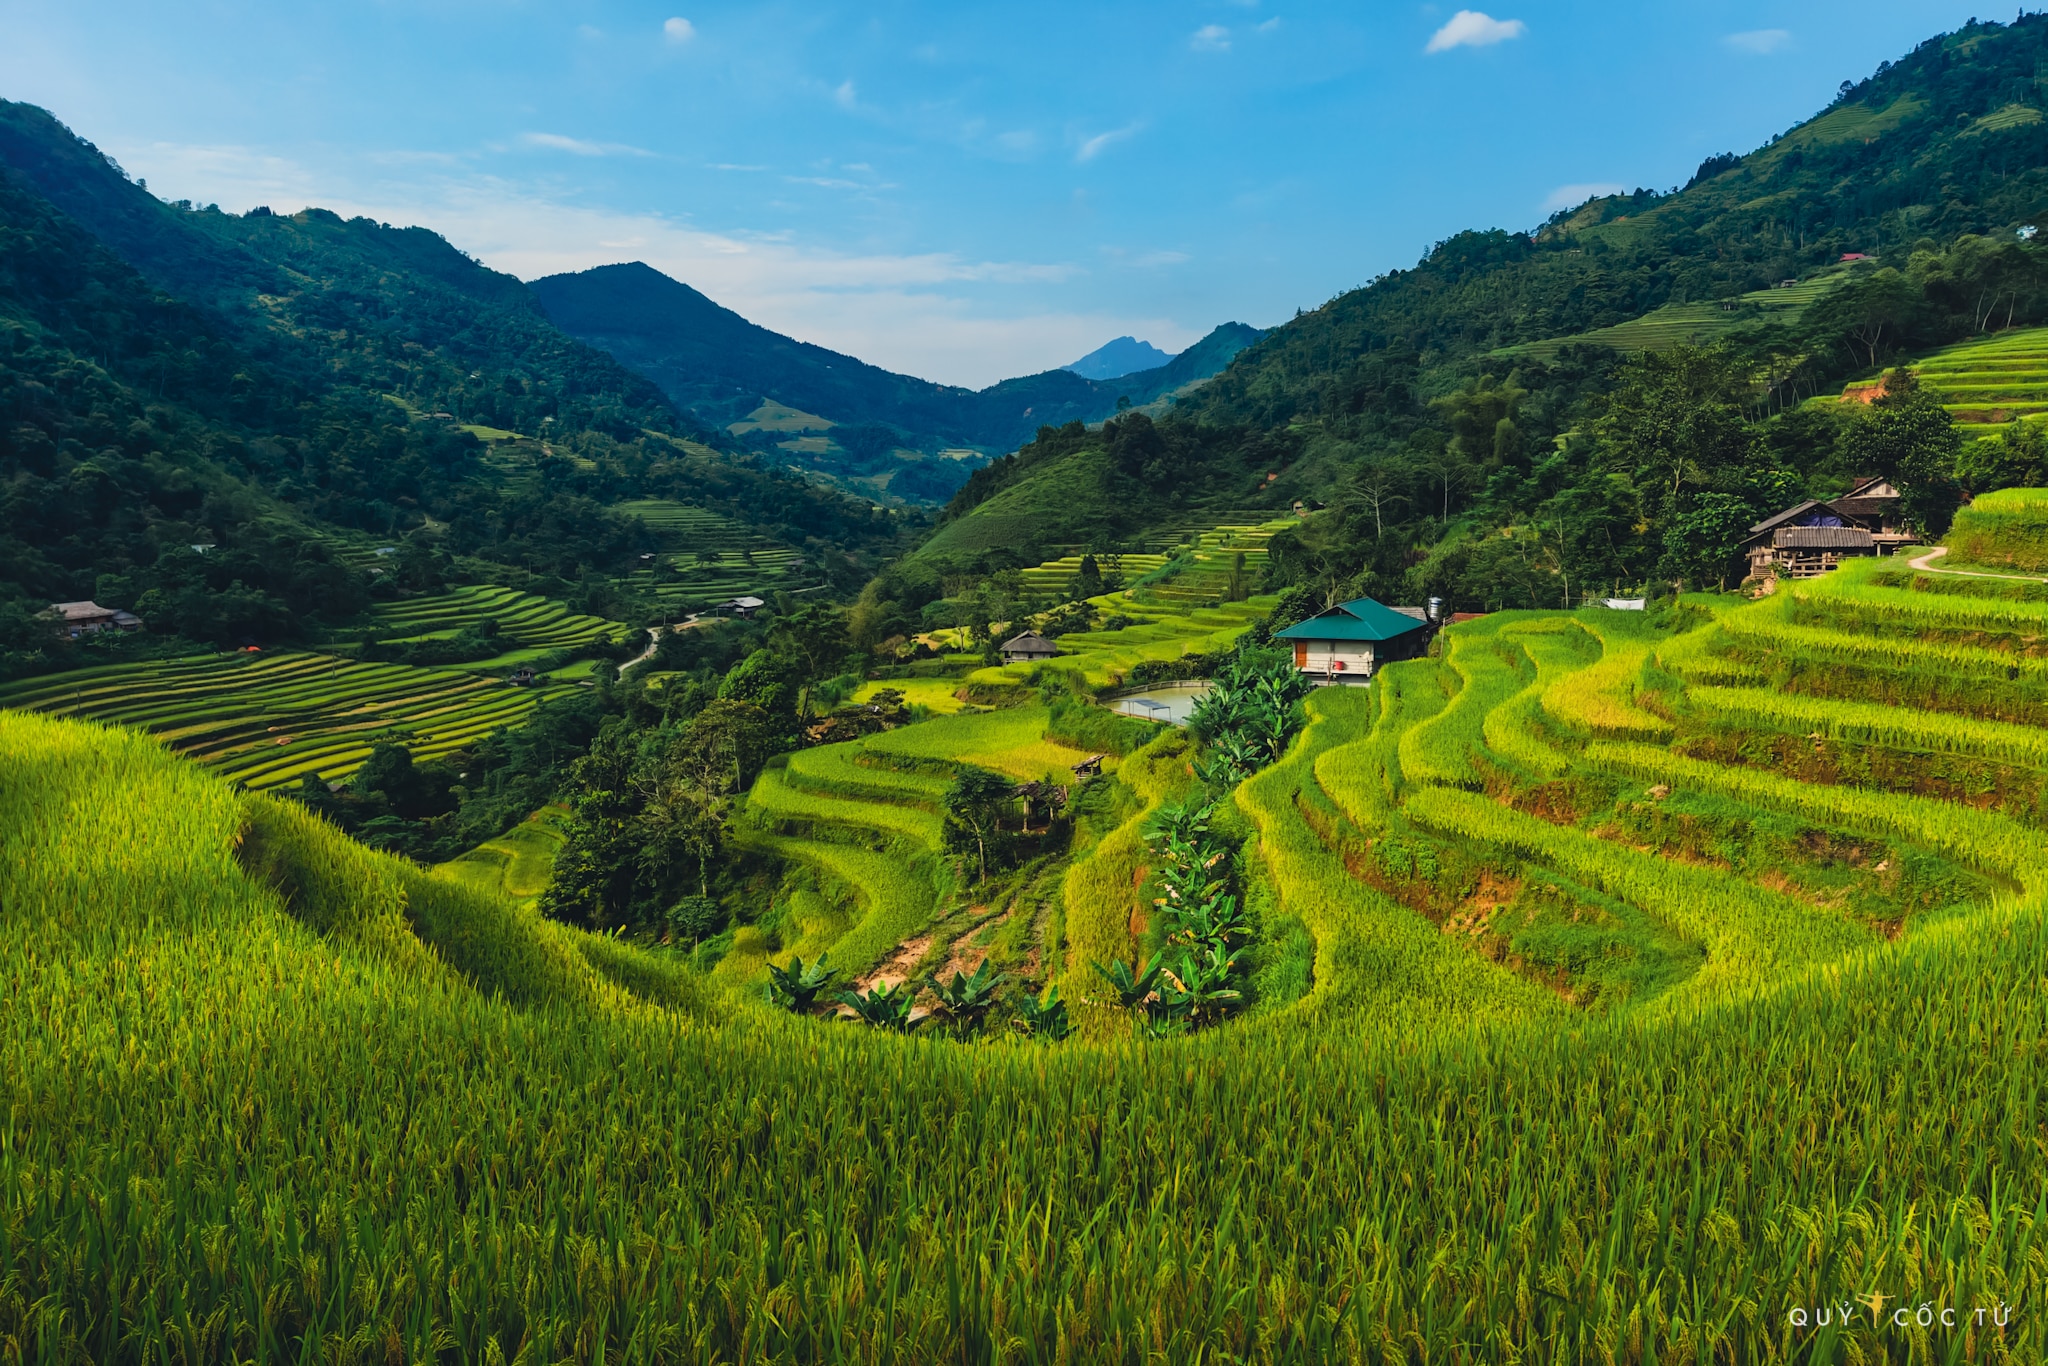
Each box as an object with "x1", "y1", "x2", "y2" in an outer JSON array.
[
  {"x1": 101, "y1": 138, "x2": 1181, "y2": 386},
  {"x1": 662, "y1": 17, "x2": 695, "y2": 44},
  {"x1": 1256, "y1": 18, "x2": 1281, "y2": 34},
  {"x1": 520, "y1": 132, "x2": 653, "y2": 158},
  {"x1": 1191, "y1": 24, "x2": 1231, "y2": 52},
  {"x1": 1075, "y1": 123, "x2": 1141, "y2": 163},
  {"x1": 1726, "y1": 28, "x2": 1791, "y2": 55},
  {"x1": 1425, "y1": 10, "x2": 1525, "y2": 54},
  {"x1": 1541, "y1": 182, "x2": 1624, "y2": 212},
  {"x1": 834, "y1": 80, "x2": 858, "y2": 109}
]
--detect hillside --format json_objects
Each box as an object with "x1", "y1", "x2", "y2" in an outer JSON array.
[
  {"x1": 927, "y1": 16, "x2": 2048, "y2": 609},
  {"x1": 10, "y1": 492, "x2": 2048, "y2": 1356},
  {"x1": 529, "y1": 262, "x2": 1263, "y2": 480},
  {"x1": 0, "y1": 100, "x2": 913, "y2": 677}
]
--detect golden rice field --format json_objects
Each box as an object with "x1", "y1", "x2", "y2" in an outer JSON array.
[
  {"x1": 7, "y1": 510, "x2": 2048, "y2": 1361},
  {"x1": 0, "y1": 649, "x2": 579, "y2": 789}
]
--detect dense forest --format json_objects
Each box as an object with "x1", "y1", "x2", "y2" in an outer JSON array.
[{"x1": 0, "y1": 100, "x2": 915, "y2": 674}]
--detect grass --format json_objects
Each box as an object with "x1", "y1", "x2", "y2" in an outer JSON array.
[
  {"x1": 0, "y1": 649, "x2": 577, "y2": 789},
  {"x1": 432, "y1": 807, "x2": 570, "y2": 906},
  {"x1": 18, "y1": 499, "x2": 2048, "y2": 1357}
]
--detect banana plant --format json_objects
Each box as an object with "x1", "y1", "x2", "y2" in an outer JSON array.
[
  {"x1": 1090, "y1": 952, "x2": 1165, "y2": 1011},
  {"x1": 1159, "y1": 944, "x2": 1244, "y2": 1028},
  {"x1": 1144, "y1": 799, "x2": 1215, "y2": 848},
  {"x1": 837, "y1": 981, "x2": 923, "y2": 1032},
  {"x1": 926, "y1": 959, "x2": 1005, "y2": 1034},
  {"x1": 1173, "y1": 893, "x2": 1252, "y2": 951},
  {"x1": 767, "y1": 953, "x2": 838, "y2": 1012},
  {"x1": 1011, "y1": 986, "x2": 1071, "y2": 1042}
]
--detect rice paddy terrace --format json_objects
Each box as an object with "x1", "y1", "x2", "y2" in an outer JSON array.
[
  {"x1": 1017, "y1": 518, "x2": 1296, "y2": 609},
  {"x1": 1501, "y1": 271, "x2": 1849, "y2": 362},
  {"x1": 366, "y1": 584, "x2": 630, "y2": 657},
  {"x1": 8, "y1": 515, "x2": 2048, "y2": 1359},
  {"x1": 1859, "y1": 325, "x2": 2048, "y2": 436},
  {"x1": 615, "y1": 498, "x2": 805, "y2": 607},
  {"x1": 0, "y1": 648, "x2": 577, "y2": 790}
]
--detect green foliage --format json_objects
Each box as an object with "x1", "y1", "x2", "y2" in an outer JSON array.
[
  {"x1": 925, "y1": 959, "x2": 1004, "y2": 1034},
  {"x1": 838, "y1": 980, "x2": 923, "y2": 1031},
  {"x1": 1188, "y1": 646, "x2": 1313, "y2": 785},
  {"x1": 767, "y1": 952, "x2": 838, "y2": 1012},
  {"x1": 942, "y1": 767, "x2": 1015, "y2": 881},
  {"x1": 1010, "y1": 984, "x2": 1072, "y2": 1040}
]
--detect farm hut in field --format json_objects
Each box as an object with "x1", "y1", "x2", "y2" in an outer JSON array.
[
  {"x1": 1743, "y1": 477, "x2": 1916, "y2": 580},
  {"x1": 45, "y1": 601, "x2": 143, "y2": 638},
  {"x1": 1273, "y1": 596, "x2": 1432, "y2": 685},
  {"x1": 711, "y1": 595, "x2": 766, "y2": 618},
  {"x1": 999, "y1": 631, "x2": 1059, "y2": 664}
]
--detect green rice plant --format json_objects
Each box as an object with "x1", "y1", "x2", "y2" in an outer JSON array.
[
  {"x1": 783, "y1": 739, "x2": 953, "y2": 805},
  {"x1": 1237, "y1": 688, "x2": 1560, "y2": 1029},
  {"x1": 9, "y1": 708, "x2": 2048, "y2": 1360},
  {"x1": 1316, "y1": 657, "x2": 1445, "y2": 828},
  {"x1": 1406, "y1": 787, "x2": 1873, "y2": 1004},
  {"x1": 751, "y1": 832, "x2": 945, "y2": 978},
  {"x1": 1585, "y1": 741, "x2": 2048, "y2": 893},
  {"x1": 1399, "y1": 623, "x2": 1524, "y2": 788},
  {"x1": 1059, "y1": 731, "x2": 1194, "y2": 1034},
  {"x1": 1792, "y1": 555, "x2": 2048, "y2": 635},
  {"x1": 1541, "y1": 613, "x2": 1673, "y2": 741},
  {"x1": 431, "y1": 807, "x2": 568, "y2": 905},
  {"x1": 1720, "y1": 588, "x2": 2048, "y2": 685},
  {"x1": 1689, "y1": 684, "x2": 2048, "y2": 772},
  {"x1": 746, "y1": 765, "x2": 945, "y2": 848},
  {"x1": 1482, "y1": 623, "x2": 1589, "y2": 779},
  {"x1": 0, "y1": 649, "x2": 573, "y2": 789},
  {"x1": 1946, "y1": 484, "x2": 2048, "y2": 571}
]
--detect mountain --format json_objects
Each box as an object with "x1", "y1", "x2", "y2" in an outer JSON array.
[
  {"x1": 528, "y1": 262, "x2": 1262, "y2": 499},
  {"x1": 0, "y1": 100, "x2": 908, "y2": 666},
  {"x1": 883, "y1": 14, "x2": 2048, "y2": 609},
  {"x1": 1065, "y1": 336, "x2": 1175, "y2": 379}
]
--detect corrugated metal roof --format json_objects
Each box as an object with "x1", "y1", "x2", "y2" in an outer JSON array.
[
  {"x1": 1274, "y1": 596, "x2": 1430, "y2": 643},
  {"x1": 1774, "y1": 527, "x2": 1875, "y2": 549}
]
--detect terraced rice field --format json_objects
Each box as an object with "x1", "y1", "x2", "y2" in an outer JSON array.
[
  {"x1": 613, "y1": 498, "x2": 805, "y2": 605},
  {"x1": 0, "y1": 650, "x2": 576, "y2": 790},
  {"x1": 1503, "y1": 272, "x2": 1848, "y2": 361},
  {"x1": 431, "y1": 808, "x2": 569, "y2": 906},
  {"x1": 969, "y1": 594, "x2": 1279, "y2": 689},
  {"x1": 18, "y1": 496, "x2": 2048, "y2": 1359},
  {"x1": 1874, "y1": 325, "x2": 2048, "y2": 435},
  {"x1": 368, "y1": 584, "x2": 629, "y2": 653}
]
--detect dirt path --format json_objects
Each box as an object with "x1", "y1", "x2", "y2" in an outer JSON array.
[
  {"x1": 1905, "y1": 545, "x2": 2048, "y2": 583},
  {"x1": 617, "y1": 615, "x2": 704, "y2": 674}
]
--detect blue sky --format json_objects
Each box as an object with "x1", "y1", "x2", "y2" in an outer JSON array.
[{"x1": 0, "y1": 1, "x2": 1989, "y2": 386}]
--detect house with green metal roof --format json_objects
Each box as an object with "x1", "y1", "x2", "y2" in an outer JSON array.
[{"x1": 1271, "y1": 596, "x2": 1433, "y2": 683}]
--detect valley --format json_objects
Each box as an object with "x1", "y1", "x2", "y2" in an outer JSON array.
[{"x1": 10, "y1": 10, "x2": 2048, "y2": 1362}]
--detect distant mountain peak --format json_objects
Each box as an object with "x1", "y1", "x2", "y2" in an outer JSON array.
[{"x1": 1064, "y1": 336, "x2": 1177, "y2": 381}]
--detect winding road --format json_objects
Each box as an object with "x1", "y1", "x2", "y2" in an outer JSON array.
[
  {"x1": 617, "y1": 616, "x2": 705, "y2": 673},
  {"x1": 1905, "y1": 545, "x2": 2048, "y2": 583}
]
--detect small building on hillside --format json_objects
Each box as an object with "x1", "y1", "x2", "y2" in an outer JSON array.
[
  {"x1": 1273, "y1": 596, "x2": 1433, "y2": 684},
  {"x1": 710, "y1": 595, "x2": 766, "y2": 618},
  {"x1": 45, "y1": 601, "x2": 144, "y2": 638},
  {"x1": 999, "y1": 631, "x2": 1059, "y2": 664},
  {"x1": 1743, "y1": 477, "x2": 1918, "y2": 580}
]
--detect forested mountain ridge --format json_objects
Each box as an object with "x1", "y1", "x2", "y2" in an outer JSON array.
[
  {"x1": 1188, "y1": 17, "x2": 2048, "y2": 432},
  {"x1": 530, "y1": 261, "x2": 1262, "y2": 461},
  {"x1": 883, "y1": 14, "x2": 2048, "y2": 629},
  {"x1": 0, "y1": 100, "x2": 913, "y2": 674}
]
